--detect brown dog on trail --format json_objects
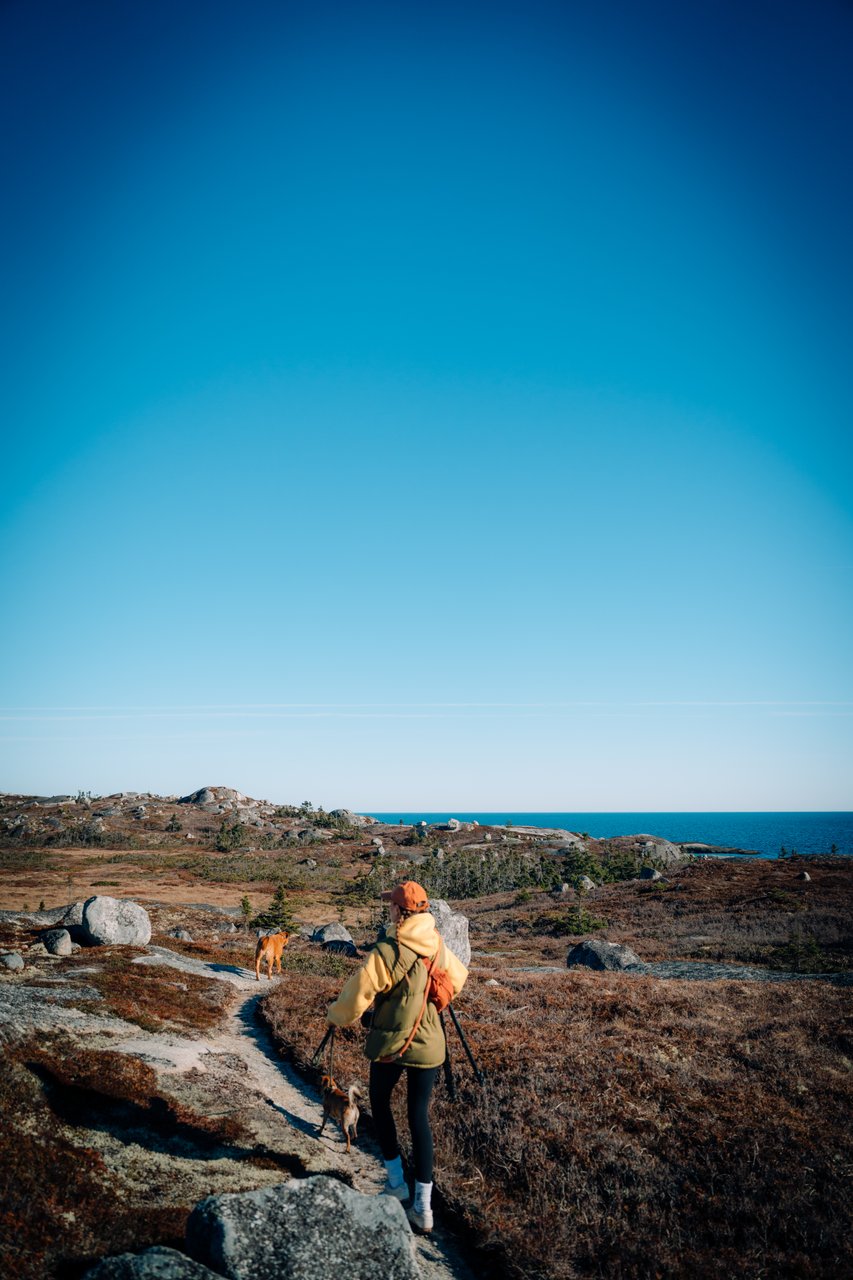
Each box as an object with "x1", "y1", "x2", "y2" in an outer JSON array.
[
  {"x1": 318, "y1": 1074, "x2": 362, "y2": 1153},
  {"x1": 254, "y1": 931, "x2": 289, "y2": 981}
]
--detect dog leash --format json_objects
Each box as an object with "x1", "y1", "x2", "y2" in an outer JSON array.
[{"x1": 310, "y1": 1025, "x2": 337, "y2": 1077}]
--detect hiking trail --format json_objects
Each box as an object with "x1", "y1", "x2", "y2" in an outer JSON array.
[{"x1": 123, "y1": 949, "x2": 476, "y2": 1280}]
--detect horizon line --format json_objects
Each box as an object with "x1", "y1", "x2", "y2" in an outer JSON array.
[{"x1": 1, "y1": 698, "x2": 852, "y2": 724}]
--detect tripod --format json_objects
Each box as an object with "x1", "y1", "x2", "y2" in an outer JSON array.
[{"x1": 440, "y1": 1003, "x2": 486, "y2": 1098}]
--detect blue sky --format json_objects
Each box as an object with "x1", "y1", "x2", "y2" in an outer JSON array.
[{"x1": 1, "y1": 0, "x2": 851, "y2": 809}]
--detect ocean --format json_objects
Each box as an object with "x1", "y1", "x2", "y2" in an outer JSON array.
[{"x1": 369, "y1": 812, "x2": 853, "y2": 858}]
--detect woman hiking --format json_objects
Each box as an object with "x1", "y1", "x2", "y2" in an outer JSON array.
[{"x1": 326, "y1": 880, "x2": 468, "y2": 1233}]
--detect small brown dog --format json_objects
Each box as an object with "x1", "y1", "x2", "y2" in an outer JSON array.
[
  {"x1": 318, "y1": 1074, "x2": 362, "y2": 1153},
  {"x1": 254, "y1": 931, "x2": 289, "y2": 981}
]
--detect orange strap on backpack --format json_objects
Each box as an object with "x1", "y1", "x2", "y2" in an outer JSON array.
[{"x1": 378, "y1": 949, "x2": 442, "y2": 1063}]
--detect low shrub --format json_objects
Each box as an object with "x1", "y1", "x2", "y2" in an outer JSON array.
[
  {"x1": 534, "y1": 905, "x2": 609, "y2": 935},
  {"x1": 253, "y1": 884, "x2": 296, "y2": 932}
]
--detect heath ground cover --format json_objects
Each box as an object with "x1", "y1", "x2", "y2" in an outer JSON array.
[{"x1": 262, "y1": 965, "x2": 853, "y2": 1280}]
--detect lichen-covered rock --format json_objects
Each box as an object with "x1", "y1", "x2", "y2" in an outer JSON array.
[
  {"x1": 60, "y1": 901, "x2": 87, "y2": 927},
  {"x1": 298, "y1": 826, "x2": 331, "y2": 842},
  {"x1": 567, "y1": 939, "x2": 643, "y2": 971},
  {"x1": 82, "y1": 896, "x2": 152, "y2": 946},
  {"x1": 1, "y1": 953, "x2": 24, "y2": 971},
  {"x1": 629, "y1": 835, "x2": 686, "y2": 868},
  {"x1": 330, "y1": 809, "x2": 376, "y2": 828},
  {"x1": 312, "y1": 923, "x2": 354, "y2": 946},
  {"x1": 431, "y1": 899, "x2": 470, "y2": 966},
  {"x1": 638, "y1": 867, "x2": 663, "y2": 881},
  {"x1": 40, "y1": 928, "x2": 73, "y2": 956},
  {"x1": 185, "y1": 1175, "x2": 420, "y2": 1280},
  {"x1": 82, "y1": 1245, "x2": 222, "y2": 1279}
]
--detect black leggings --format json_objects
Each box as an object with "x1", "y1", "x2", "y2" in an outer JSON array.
[{"x1": 369, "y1": 1061, "x2": 439, "y2": 1184}]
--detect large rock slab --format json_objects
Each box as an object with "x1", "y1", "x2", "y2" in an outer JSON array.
[
  {"x1": 179, "y1": 786, "x2": 250, "y2": 806},
  {"x1": 431, "y1": 899, "x2": 470, "y2": 966},
  {"x1": 0, "y1": 900, "x2": 86, "y2": 929},
  {"x1": 83, "y1": 1245, "x2": 221, "y2": 1279},
  {"x1": 312, "y1": 923, "x2": 354, "y2": 945},
  {"x1": 185, "y1": 1175, "x2": 420, "y2": 1280},
  {"x1": 503, "y1": 826, "x2": 586, "y2": 846},
  {"x1": 567, "y1": 939, "x2": 642, "y2": 971},
  {"x1": 82, "y1": 896, "x2": 152, "y2": 946},
  {"x1": 330, "y1": 809, "x2": 376, "y2": 828},
  {"x1": 625, "y1": 835, "x2": 687, "y2": 868}
]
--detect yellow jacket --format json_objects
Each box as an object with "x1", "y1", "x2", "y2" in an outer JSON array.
[{"x1": 327, "y1": 912, "x2": 468, "y2": 1067}]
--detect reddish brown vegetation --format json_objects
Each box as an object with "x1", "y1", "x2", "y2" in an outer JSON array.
[
  {"x1": 60, "y1": 948, "x2": 233, "y2": 1033},
  {"x1": 467, "y1": 858, "x2": 852, "y2": 973},
  {"x1": 0, "y1": 1035, "x2": 234, "y2": 1280},
  {"x1": 262, "y1": 964, "x2": 853, "y2": 1280}
]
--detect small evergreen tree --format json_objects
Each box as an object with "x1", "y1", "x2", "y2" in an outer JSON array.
[
  {"x1": 254, "y1": 883, "x2": 295, "y2": 932},
  {"x1": 561, "y1": 846, "x2": 604, "y2": 887},
  {"x1": 216, "y1": 820, "x2": 248, "y2": 851}
]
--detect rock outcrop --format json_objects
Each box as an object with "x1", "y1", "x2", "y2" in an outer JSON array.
[
  {"x1": 82, "y1": 896, "x2": 152, "y2": 946},
  {"x1": 185, "y1": 1176, "x2": 420, "y2": 1280},
  {"x1": 625, "y1": 835, "x2": 686, "y2": 868},
  {"x1": 179, "y1": 786, "x2": 251, "y2": 807},
  {"x1": 330, "y1": 809, "x2": 376, "y2": 828},
  {"x1": 567, "y1": 939, "x2": 642, "y2": 971},
  {"x1": 83, "y1": 1245, "x2": 222, "y2": 1279},
  {"x1": 431, "y1": 899, "x2": 471, "y2": 966},
  {"x1": 312, "y1": 923, "x2": 354, "y2": 946}
]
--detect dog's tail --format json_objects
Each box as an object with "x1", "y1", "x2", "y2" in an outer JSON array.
[{"x1": 348, "y1": 1085, "x2": 362, "y2": 1103}]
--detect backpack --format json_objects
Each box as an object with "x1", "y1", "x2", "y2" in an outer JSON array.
[
  {"x1": 374, "y1": 941, "x2": 454, "y2": 1063},
  {"x1": 425, "y1": 952, "x2": 454, "y2": 1012}
]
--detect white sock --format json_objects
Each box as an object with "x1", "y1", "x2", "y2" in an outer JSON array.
[
  {"x1": 414, "y1": 1180, "x2": 433, "y2": 1213},
  {"x1": 384, "y1": 1156, "x2": 404, "y2": 1188}
]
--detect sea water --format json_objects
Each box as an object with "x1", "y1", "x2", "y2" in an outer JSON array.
[{"x1": 369, "y1": 812, "x2": 853, "y2": 858}]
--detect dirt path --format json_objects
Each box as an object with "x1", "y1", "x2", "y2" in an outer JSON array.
[{"x1": 123, "y1": 950, "x2": 476, "y2": 1280}]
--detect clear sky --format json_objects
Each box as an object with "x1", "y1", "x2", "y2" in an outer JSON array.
[{"x1": 1, "y1": 0, "x2": 851, "y2": 809}]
